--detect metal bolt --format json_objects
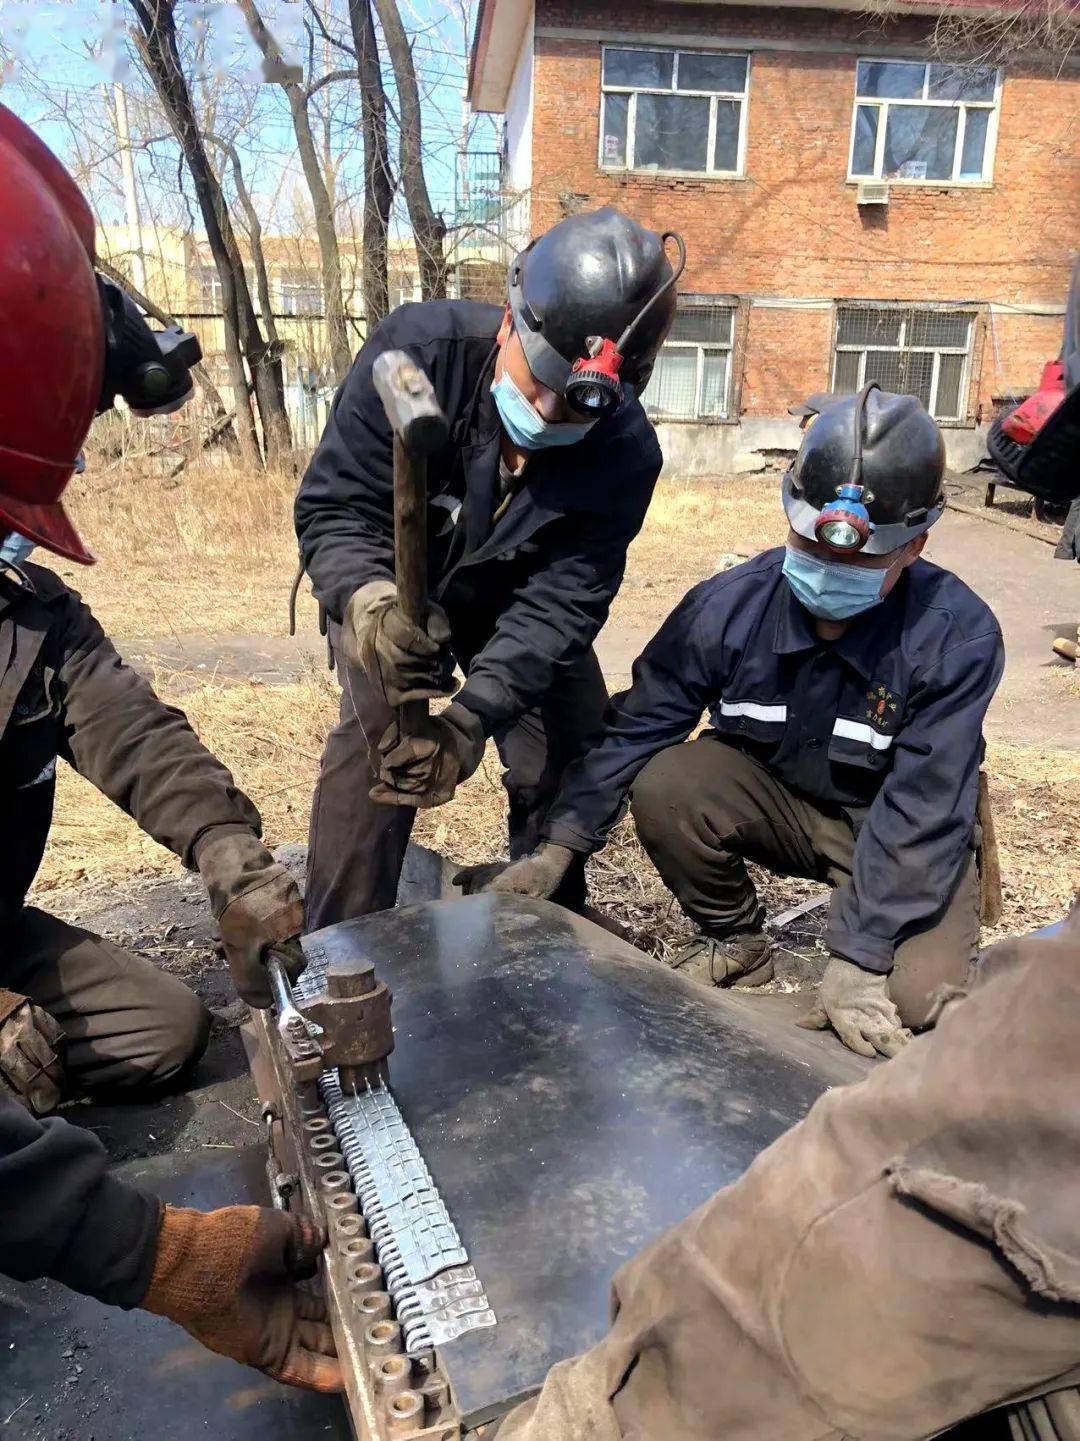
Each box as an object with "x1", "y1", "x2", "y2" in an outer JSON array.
[
  {"x1": 364, "y1": 1318, "x2": 401, "y2": 1358},
  {"x1": 343, "y1": 1236, "x2": 375, "y2": 1265},
  {"x1": 314, "y1": 1152, "x2": 346, "y2": 1175},
  {"x1": 318, "y1": 1169, "x2": 351, "y2": 1197},
  {"x1": 386, "y1": 1390, "x2": 423, "y2": 1435},
  {"x1": 332, "y1": 1213, "x2": 366, "y2": 1247},
  {"x1": 347, "y1": 1261, "x2": 383, "y2": 1300},
  {"x1": 374, "y1": 1354, "x2": 412, "y2": 1398},
  {"x1": 326, "y1": 961, "x2": 375, "y2": 998},
  {"x1": 421, "y1": 1377, "x2": 450, "y2": 1420},
  {"x1": 358, "y1": 1291, "x2": 392, "y2": 1327},
  {"x1": 325, "y1": 1191, "x2": 357, "y2": 1219}
]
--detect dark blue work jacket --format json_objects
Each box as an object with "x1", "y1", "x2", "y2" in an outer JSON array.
[
  {"x1": 294, "y1": 301, "x2": 662, "y2": 734},
  {"x1": 545, "y1": 548, "x2": 1004, "y2": 971}
]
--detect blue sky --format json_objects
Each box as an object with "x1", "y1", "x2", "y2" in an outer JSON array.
[{"x1": 0, "y1": 0, "x2": 499, "y2": 232}]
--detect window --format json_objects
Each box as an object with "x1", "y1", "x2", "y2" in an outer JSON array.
[
  {"x1": 278, "y1": 270, "x2": 322, "y2": 316},
  {"x1": 849, "y1": 59, "x2": 999, "y2": 183},
  {"x1": 389, "y1": 273, "x2": 420, "y2": 309},
  {"x1": 833, "y1": 305, "x2": 975, "y2": 420},
  {"x1": 643, "y1": 299, "x2": 736, "y2": 420},
  {"x1": 600, "y1": 47, "x2": 749, "y2": 176},
  {"x1": 198, "y1": 265, "x2": 223, "y2": 311}
]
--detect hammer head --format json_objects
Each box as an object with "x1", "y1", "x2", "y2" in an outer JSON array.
[{"x1": 372, "y1": 349, "x2": 449, "y2": 457}]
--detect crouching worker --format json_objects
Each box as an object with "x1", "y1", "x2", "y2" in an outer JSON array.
[
  {"x1": 478, "y1": 387, "x2": 1005, "y2": 1060},
  {"x1": 0, "y1": 103, "x2": 303, "y2": 1117},
  {"x1": 295, "y1": 207, "x2": 682, "y2": 927},
  {"x1": 0, "y1": 108, "x2": 338, "y2": 1391}
]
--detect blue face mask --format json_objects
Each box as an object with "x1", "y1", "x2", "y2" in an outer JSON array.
[
  {"x1": 491, "y1": 372, "x2": 596, "y2": 451},
  {"x1": 782, "y1": 544, "x2": 892, "y2": 621},
  {"x1": 0, "y1": 531, "x2": 36, "y2": 568}
]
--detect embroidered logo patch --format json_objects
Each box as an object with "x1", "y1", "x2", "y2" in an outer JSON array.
[{"x1": 865, "y1": 683, "x2": 899, "y2": 729}]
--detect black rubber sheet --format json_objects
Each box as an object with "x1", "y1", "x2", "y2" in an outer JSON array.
[{"x1": 308, "y1": 893, "x2": 871, "y2": 1425}]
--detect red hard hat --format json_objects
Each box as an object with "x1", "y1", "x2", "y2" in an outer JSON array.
[{"x1": 0, "y1": 104, "x2": 102, "y2": 564}]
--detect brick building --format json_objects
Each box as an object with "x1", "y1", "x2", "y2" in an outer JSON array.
[{"x1": 468, "y1": 0, "x2": 1079, "y2": 470}]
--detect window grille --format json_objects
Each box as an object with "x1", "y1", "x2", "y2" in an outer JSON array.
[
  {"x1": 643, "y1": 298, "x2": 737, "y2": 421},
  {"x1": 833, "y1": 304, "x2": 975, "y2": 419}
]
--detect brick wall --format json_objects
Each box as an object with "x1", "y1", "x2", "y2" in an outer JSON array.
[{"x1": 525, "y1": 0, "x2": 1077, "y2": 425}]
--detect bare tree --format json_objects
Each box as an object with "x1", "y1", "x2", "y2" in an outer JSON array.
[
  {"x1": 238, "y1": 0, "x2": 356, "y2": 383},
  {"x1": 372, "y1": 0, "x2": 446, "y2": 300},
  {"x1": 128, "y1": 0, "x2": 291, "y2": 464},
  {"x1": 345, "y1": 0, "x2": 394, "y2": 323},
  {"x1": 203, "y1": 132, "x2": 280, "y2": 355},
  {"x1": 862, "y1": 0, "x2": 1079, "y2": 67}
]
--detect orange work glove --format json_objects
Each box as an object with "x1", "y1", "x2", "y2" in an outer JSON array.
[{"x1": 140, "y1": 1205, "x2": 343, "y2": 1392}]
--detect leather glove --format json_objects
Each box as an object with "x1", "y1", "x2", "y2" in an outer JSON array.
[
  {"x1": 798, "y1": 954, "x2": 913, "y2": 1059},
  {"x1": 140, "y1": 1205, "x2": 342, "y2": 1393},
  {"x1": 342, "y1": 579, "x2": 457, "y2": 708},
  {"x1": 455, "y1": 843, "x2": 575, "y2": 900},
  {"x1": 0, "y1": 989, "x2": 64, "y2": 1116},
  {"x1": 371, "y1": 702, "x2": 485, "y2": 809},
  {"x1": 195, "y1": 830, "x2": 305, "y2": 1008}
]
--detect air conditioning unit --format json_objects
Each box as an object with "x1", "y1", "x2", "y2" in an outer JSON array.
[{"x1": 857, "y1": 181, "x2": 891, "y2": 206}]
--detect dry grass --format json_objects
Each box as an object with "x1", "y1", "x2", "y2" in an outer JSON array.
[
  {"x1": 55, "y1": 459, "x2": 318, "y2": 637},
  {"x1": 55, "y1": 460, "x2": 782, "y2": 643}
]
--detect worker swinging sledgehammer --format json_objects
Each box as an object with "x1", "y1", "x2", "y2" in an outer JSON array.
[
  {"x1": 294, "y1": 207, "x2": 684, "y2": 927},
  {"x1": 475, "y1": 386, "x2": 1006, "y2": 1060},
  {"x1": 0, "y1": 105, "x2": 341, "y2": 1393}
]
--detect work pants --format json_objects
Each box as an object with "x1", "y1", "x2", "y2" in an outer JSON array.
[
  {"x1": 305, "y1": 622, "x2": 609, "y2": 930},
  {"x1": 4, "y1": 907, "x2": 211, "y2": 1096},
  {"x1": 631, "y1": 734, "x2": 980, "y2": 1027},
  {"x1": 494, "y1": 908, "x2": 1080, "y2": 1441}
]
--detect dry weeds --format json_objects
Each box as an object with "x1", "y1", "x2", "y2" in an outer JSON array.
[{"x1": 55, "y1": 460, "x2": 782, "y2": 642}]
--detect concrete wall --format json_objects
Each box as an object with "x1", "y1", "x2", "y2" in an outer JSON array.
[{"x1": 654, "y1": 418, "x2": 989, "y2": 477}]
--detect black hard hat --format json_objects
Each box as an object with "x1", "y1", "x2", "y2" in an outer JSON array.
[
  {"x1": 508, "y1": 207, "x2": 682, "y2": 395},
  {"x1": 783, "y1": 384, "x2": 946, "y2": 555}
]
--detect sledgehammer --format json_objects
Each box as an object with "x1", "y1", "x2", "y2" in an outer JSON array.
[{"x1": 371, "y1": 350, "x2": 450, "y2": 739}]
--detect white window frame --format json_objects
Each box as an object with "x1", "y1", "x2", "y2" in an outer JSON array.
[
  {"x1": 278, "y1": 272, "x2": 322, "y2": 317},
  {"x1": 599, "y1": 44, "x2": 751, "y2": 180},
  {"x1": 644, "y1": 301, "x2": 737, "y2": 422},
  {"x1": 832, "y1": 305, "x2": 976, "y2": 421},
  {"x1": 847, "y1": 57, "x2": 1002, "y2": 186},
  {"x1": 198, "y1": 265, "x2": 223, "y2": 311}
]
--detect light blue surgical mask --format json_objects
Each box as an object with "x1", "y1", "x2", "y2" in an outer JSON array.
[
  {"x1": 0, "y1": 531, "x2": 36, "y2": 568},
  {"x1": 491, "y1": 372, "x2": 596, "y2": 451},
  {"x1": 782, "y1": 544, "x2": 891, "y2": 621}
]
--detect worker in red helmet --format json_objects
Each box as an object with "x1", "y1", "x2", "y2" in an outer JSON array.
[{"x1": 0, "y1": 105, "x2": 340, "y2": 1392}]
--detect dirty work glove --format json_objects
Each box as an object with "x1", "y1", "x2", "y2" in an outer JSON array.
[
  {"x1": 140, "y1": 1205, "x2": 342, "y2": 1393},
  {"x1": 371, "y1": 702, "x2": 485, "y2": 809},
  {"x1": 195, "y1": 830, "x2": 305, "y2": 1009},
  {"x1": 798, "y1": 954, "x2": 913, "y2": 1058},
  {"x1": 342, "y1": 579, "x2": 457, "y2": 708},
  {"x1": 0, "y1": 989, "x2": 64, "y2": 1116},
  {"x1": 456, "y1": 843, "x2": 576, "y2": 900}
]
